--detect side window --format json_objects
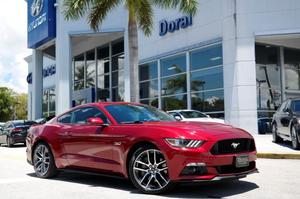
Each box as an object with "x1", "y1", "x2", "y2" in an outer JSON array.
[
  {"x1": 58, "y1": 113, "x2": 72, "y2": 124},
  {"x1": 72, "y1": 107, "x2": 108, "y2": 124},
  {"x1": 169, "y1": 112, "x2": 182, "y2": 119},
  {"x1": 285, "y1": 100, "x2": 291, "y2": 112}
]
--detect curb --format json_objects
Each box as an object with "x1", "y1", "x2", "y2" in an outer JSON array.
[{"x1": 257, "y1": 153, "x2": 300, "y2": 159}]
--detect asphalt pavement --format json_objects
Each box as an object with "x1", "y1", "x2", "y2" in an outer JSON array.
[{"x1": 0, "y1": 145, "x2": 300, "y2": 199}]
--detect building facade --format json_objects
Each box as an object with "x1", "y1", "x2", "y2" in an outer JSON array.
[{"x1": 25, "y1": 0, "x2": 300, "y2": 134}]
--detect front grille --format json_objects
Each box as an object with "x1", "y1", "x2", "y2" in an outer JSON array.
[
  {"x1": 216, "y1": 161, "x2": 256, "y2": 174},
  {"x1": 210, "y1": 138, "x2": 255, "y2": 155}
]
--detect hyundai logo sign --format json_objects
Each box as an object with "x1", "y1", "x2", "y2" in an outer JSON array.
[
  {"x1": 31, "y1": 0, "x2": 43, "y2": 17},
  {"x1": 159, "y1": 15, "x2": 193, "y2": 36},
  {"x1": 43, "y1": 64, "x2": 56, "y2": 78}
]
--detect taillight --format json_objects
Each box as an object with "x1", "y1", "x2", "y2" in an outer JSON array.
[{"x1": 12, "y1": 128, "x2": 22, "y2": 133}]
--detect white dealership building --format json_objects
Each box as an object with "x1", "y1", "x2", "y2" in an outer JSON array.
[{"x1": 26, "y1": 0, "x2": 300, "y2": 134}]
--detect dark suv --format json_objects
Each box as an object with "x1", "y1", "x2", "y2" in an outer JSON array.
[{"x1": 272, "y1": 98, "x2": 300, "y2": 149}]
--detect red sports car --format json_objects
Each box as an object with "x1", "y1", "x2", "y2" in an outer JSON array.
[{"x1": 26, "y1": 102, "x2": 257, "y2": 194}]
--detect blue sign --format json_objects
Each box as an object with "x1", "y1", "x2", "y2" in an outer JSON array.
[
  {"x1": 159, "y1": 15, "x2": 193, "y2": 36},
  {"x1": 27, "y1": 73, "x2": 33, "y2": 84},
  {"x1": 27, "y1": 0, "x2": 56, "y2": 48},
  {"x1": 43, "y1": 64, "x2": 56, "y2": 78}
]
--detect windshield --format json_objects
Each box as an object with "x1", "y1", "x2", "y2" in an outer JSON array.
[
  {"x1": 105, "y1": 104, "x2": 175, "y2": 124},
  {"x1": 293, "y1": 100, "x2": 300, "y2": 112},
  {"x1": 179, "y1": 111, "x2": 208, "y2": 119}
]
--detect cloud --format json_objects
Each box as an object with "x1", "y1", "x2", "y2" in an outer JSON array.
[{"x1": 0, "y1": 0, "x2": 31, "y2": 93}]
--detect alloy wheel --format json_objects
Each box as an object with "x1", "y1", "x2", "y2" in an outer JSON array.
[
  {"x1": 132, "y1": 149, "x2": 170, "y2": 192},
  {"x1": 33, "y1": 144, "x2": 51, "y2": 177},
  {"x1": 291, "y1": 127, "x2": 298, "y2": 149}
]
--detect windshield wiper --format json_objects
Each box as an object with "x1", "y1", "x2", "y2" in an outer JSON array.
[{"x1": 121, "y1": 121, "x2": 144, "y2": 124}]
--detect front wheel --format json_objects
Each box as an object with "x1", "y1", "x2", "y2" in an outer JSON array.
[
  {"x1": 128, "y1": 146, "x2": 174, "y2": 194},
  {"x1": 6, "y1": 137, "x2": 13, "y2": 147},
  {"x1": 291, "y1": 126, "x2": 300, "y2": 150},
  {"x1": 33, "y1": 143, "x2": 57, "y2": 178},
  {"x1": 272, "y1": 123, "x2": 282, "y2": 143}
]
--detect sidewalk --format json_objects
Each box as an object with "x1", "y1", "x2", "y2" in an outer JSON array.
[{"x1": 253, "y1": 134, "x2": 300, "y2": 159}]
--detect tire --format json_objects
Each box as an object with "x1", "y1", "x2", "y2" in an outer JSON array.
[
  {"x1": 128, "y1": 145, "x2": 174, "y2": 194},
  {"x1": 33, "y1": 143, "x2": 57, "y2": 178},
  {"x1": 6, "y1": 137, "x2": 13, "y2": 147},
  {"x1": 291, "y1": 126, "x2": 300, "y2": 150},
  {"x1": 272, "y1": 123, "x2": 282, "y2": 143}
]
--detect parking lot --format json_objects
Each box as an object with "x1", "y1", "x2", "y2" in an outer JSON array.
[{"x1": 0, "y1": 145, "x2": 300, "y2": 199}]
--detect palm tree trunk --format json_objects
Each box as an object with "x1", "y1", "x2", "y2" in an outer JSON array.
[{"x1": 128, "y1": 11, "x2": 139, "y2": 102}]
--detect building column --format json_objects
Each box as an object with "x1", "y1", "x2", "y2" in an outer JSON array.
[
  {"x1": 32, "y1": 49, "x2": 43, "y2": 120},
  {"x1": 222, "y1": 0, "x2": 258, "y2": 134},
  {"x1": 55, "y1": 35, "x2": 72, "y2": 114}
]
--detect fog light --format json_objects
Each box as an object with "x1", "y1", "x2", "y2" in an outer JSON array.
[{"x1": 180, "y1": 162, "x2": 208, "y2": 176}]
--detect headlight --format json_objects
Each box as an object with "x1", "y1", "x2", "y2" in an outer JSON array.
[{"x1": 165, "y1": 138, "x2": 204, "y2": 148}]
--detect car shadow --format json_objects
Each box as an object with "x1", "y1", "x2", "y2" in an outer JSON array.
[
  {"x1": 276, "y1": 140, "x2": 296, "y2": 150},
  {"x1": 27, "y1": 171, "x2": 258, "y2": 198}
]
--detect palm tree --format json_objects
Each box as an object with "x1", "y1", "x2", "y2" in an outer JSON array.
[{"x1": 63, "y1": 0, "x2": 198, "y2": 102}]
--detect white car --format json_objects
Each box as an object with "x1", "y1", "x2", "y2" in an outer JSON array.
[{"x1": 167, "y1": 110, "x2": 225, "y2": 124}]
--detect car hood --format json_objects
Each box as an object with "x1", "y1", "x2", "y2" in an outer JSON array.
[
  {"x1": 142, "y1": 121, "x2": 252, "y2": 140},
  {"x1": 181, "y1": 118, "x2": 225, "y2": 124}
]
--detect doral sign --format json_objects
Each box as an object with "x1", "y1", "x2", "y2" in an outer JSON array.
[
  {"x1": 43, "y1": 64, "x2": 56, "y2": 78},
  {"x1": 27, "y1": 0, "x2": 56, "y2": 49},
  {"x1": 159, "y1": 15, "x2": 193, "y2": 36}
]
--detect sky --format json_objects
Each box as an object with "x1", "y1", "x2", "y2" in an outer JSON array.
[{"x1": 0, "y1": 0, "x2": 30, "y2": 93}]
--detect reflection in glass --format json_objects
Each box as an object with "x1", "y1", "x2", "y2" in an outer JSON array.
[
  {"x1": 140, "y1": 80, "x2": 158, "y2": 99},
  {"x1": 74, "y1": 80, "x2": 84, "y2": 90},
  {"x1": 140, "y1": 98, "x2": 159, "y2": 108},
  {"x1": 49, "y1": 88, "x2": 55, "y2": 113},
  {"x1": 284, "y1": 48, "x2": 300, "y2": 90},
  {"x1": 112, "y1": 53, "x2": 124, "y2": 71},
  {"x1": 112, "y1": 40, "x2": 124, "y2": 55},
  {"x1": 190, "y1": 44, "x2": 222, "y2": 70},
  {"x1": 161, "y1": 94, "x2": 187, "y2": 111},
  {"x1": 74, "y1": 54, "x2": 84, "y2": 81},
  {"x1": 112, "y1": 87, "x2": 124, "y2": 101},
  {"x1": 86, "y1": 50, "x2": 96, "y2": 79},
  {"x1": 139, "y1": 62, "x2": 158, "y2": 81},
  {"x1": 191, "y1": 67, "x2": 223, "y2": 92},
  {"x1": 161, "y1": 54, "x2": 186, "y2": 77},
  {"x1": 161, "y1": 74, "x2": 187, "y2": 96},
  {"x1": 191, "y1": 90, "x2": 224, "y2": 113}
]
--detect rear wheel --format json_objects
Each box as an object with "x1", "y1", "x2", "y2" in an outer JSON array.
[
  {"x1": 291, "y1": 126, "x2": 300, "y2": 150},
  {"x1": 33, "y1": 143, "x2": 57, "y2": 178},
  {"x1": 6, "y1": 137, "x2": 13, "y2": 147},
  {"x1": 272, "y1": 123, "x2": 282, "y2": 143},
  {"x1": 129, "y1": 146, "x2": 174, "y2": 194}
]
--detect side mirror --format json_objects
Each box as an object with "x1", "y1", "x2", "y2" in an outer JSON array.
[
  {"x1": 284, "y1": 108, "x2": 291, "y2": 113},
  {"x1": 87, "y1": 117, "x2": 107, "y2": 126},
  {"x1": 174, "y1": 115, "x2": 182, "y2": 121}
]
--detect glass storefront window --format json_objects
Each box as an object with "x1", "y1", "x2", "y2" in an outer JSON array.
[
  {"x1": 74, "y1": 54, "x2": 84, "y2": 82},
  {"x1": 86, "y1": 50, "x2": 96, "y2": 79},
  {"x1": 112, "y1": 53, "x2": 124, "y2": 71},
  {"x1": 43, "y1": 88, "x2": 56, "y2": 118},
  {"x1": 191, "y1": 90, "x2": 224, "y2": 113},
  {"x1": 139, "y1": 62, "x2": 158, "y2": 81},
  {"x1": 191, "y1": 67, "x2": 223, "y2": 92},
  {"x1": 112, "y1": 40, "x2": 124, "y2": 55},
  {"x1": 161, "y1": 74, "x2": 187, "y2": 96},
  {"x1": 140, "y1": 98, "x2": 159, "y2": 108},
  {"x1": 161, "y1": 54, "x2": 186, "y2": 77},
  {"x1": 284, "y1": 48, "x2": 300, "y2": 90},
  {"x1": 255, "y1": 44, "x2": 281, "y2": 112},
  {"x1": 161, "y1": 94, "x2": 187, "y2": 111},
  {"x1": 190, "y1": 44, "x2": 222, "y2": 70},
  {"x1": 140, "y1": 80, "x2": 159, "y2": 99}
]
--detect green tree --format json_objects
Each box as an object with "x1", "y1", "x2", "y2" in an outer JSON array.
[
  {"x1": 64, "y1": 0, "x2": 198, "y2": 102},
  {"x1": 0, "y1": 87, "x2": 16, "y2": 121},
  {"x1": 15, "y1": 93, "x2": 28, "y2": 120}
]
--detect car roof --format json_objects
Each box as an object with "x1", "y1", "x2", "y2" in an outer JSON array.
[{"x1": 167, "y1": 109, "x2": 204, "y2": 113}]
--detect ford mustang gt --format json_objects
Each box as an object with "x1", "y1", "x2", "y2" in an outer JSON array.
[{"x1": 26, "y1": 102, "x2": 257, "y2": 194}]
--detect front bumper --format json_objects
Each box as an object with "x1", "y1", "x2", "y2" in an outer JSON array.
[{"x1": 164, "y1": 141, "x2": 257, "y2": 182}]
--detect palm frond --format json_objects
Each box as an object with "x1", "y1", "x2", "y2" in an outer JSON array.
[
  {"x1": 134, "y1": 0, "x2": 153, "y2": 36},
  {"x1": 152, "y1": 0, "x2": 198, "y2": 15},
  {"x1": 88, "y1": 0, "x2": 121, "y2": 31},
  {"x1": 64, "y1": 0, "x2": 94, "y2": 20}
]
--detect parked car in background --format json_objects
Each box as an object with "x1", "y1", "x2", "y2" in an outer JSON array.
[
  {"x1": 0, "y1": 122, "x2": 5, "y2": 132},
  {"x1": 272, "y1": 98, "x2": 300, "y2": 149},
  {"x1": 26, "y1": 102, "x2": 256, "y2": 194},
  {"x1": 0, "y1": 120, "x2": 37, "y2": 147},
  {"x1": 167, "y1": 110, "x2": 225, "y2": 124},
  {"x1": 257, "y1": 117, "x2": 272, "y2": 134},
  {"x1": 35, "y1": 115, "x2": 55, "y2": 124}
]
